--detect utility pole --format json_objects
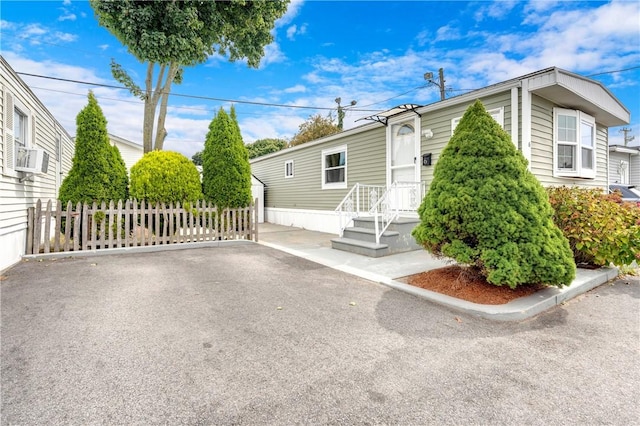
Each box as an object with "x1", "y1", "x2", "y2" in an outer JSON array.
[
  {"x1": 619, "y1": 127, "x2": 635, "y2": 146},
  {"x1": 424, "y1": 68, "x2": 446, "y2": 101},
  {"x1": 335, "y1": 97, "x2": 357, "y2": 131}
]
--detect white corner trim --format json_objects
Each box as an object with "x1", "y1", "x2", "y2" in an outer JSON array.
[
  {"x1": 521, "y1": 79, "x2": 532, "y2": 170},
  {"x1": 511, "y1": 87, "x2": 519, "y2": 150}
]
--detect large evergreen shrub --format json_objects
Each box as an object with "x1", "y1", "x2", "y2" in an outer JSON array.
[
  {"x1": 202, "y1": 106, "x2": 252, "y2": 208},
  {"x1": 412, "y1": 100, "x2": 575, "y2": 288},
  {"x1": 129, "y1": 151, "x2": 202, "y2": 204},
  {"x1": 59, "y1": 91, "x2": 128, "y2": 204}
]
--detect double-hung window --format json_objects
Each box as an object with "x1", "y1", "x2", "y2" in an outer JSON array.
[
  {"x1": 554, "y1": 108, "x2": 596, "y2": 179},
  {"x1": 322, "y1": 145, "x2": 347, "y2": 189},
  {"x1": 14, "y1": 107, "x2": 28, "y2": 151}
]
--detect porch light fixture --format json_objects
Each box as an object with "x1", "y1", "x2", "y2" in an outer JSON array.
[{"x1": 422, "y1": 129, "x2": 434, "y2": 139}]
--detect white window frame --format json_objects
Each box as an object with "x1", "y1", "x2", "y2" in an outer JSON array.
[
  {"x1": 553, "y1": 108, "x2": 596, "y2": 179},
  {"x1": 451, "y1": 106, "x2": 504, "y2": 135},
  {"x1": 284, "y1": 160, "x2": 294, "y2": 179},
  {"x1": 14, "y1": 106, "x2": 28, "y2": 151},
  {"x1": 3, "y1": 91, "x2": 34, "y2": 177},
  {"x1": 321, "y1": 145, "x2": 347, "y2": 190}
]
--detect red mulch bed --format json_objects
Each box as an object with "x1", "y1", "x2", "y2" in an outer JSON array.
[{"x1": 400, "y1": 265, "x2": 549, "y2": 305}]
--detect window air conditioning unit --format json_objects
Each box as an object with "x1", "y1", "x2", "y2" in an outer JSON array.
[{"x1": 15, "y1": 147, "x2": 50, "y2": 174}]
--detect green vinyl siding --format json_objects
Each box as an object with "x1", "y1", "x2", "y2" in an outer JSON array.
[
  {"x1": 251, "y1": 126, "x2": 386, "y2": 211},
  {"x1": 419, "y1": 92, "x2": 512, "y2": 192},
  {"x1": 530, "y1": 94, "x2": 607, "y2": 189}
]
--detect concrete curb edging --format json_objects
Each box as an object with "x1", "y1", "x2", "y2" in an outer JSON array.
[
  {"x1": 381, "y1": 266, "x2": 619, "y2": 321},
  {"x1": 21, "y1": 239, "x2": 253, "y2": 262},
  {"x1": 258, "y1": 240, "x2": 620, "y2": 322}
]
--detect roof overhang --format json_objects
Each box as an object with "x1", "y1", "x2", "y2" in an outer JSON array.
[
  {"x1": 356, "y1": 104, "x2": 423, "y2": 126},
  {"x1": 525, "y1": 68, "x2": 630, "y2": 127},
  {"x1": 609, "y1": 145, "x2": 640, "y2": 155}
]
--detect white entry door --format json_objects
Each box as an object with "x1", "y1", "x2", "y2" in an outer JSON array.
[{"x1": 389, "y1": 120, "x2": 420, "y2": 212}]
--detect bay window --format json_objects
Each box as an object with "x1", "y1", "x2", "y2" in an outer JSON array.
[{"x1": 554, "y1": 108, "x2": 596, "y2": 178}]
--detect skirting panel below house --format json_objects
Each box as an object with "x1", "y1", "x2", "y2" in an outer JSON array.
[
  {"x1": 264, "y1": 208, "x2": 340, "y2": 235},
  {"x1": 0, "y1": 229, "x2": 26, "y2": 272}
]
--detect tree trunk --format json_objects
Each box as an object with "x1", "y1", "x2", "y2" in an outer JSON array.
[
  {"x1": 142, "y1": 63, "x2": 166, "y2": 153},
  {"x1": 153, "y1": 62, "x2": 179, "y2": 151}
]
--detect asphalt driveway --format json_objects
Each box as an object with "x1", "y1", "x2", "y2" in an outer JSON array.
[{"x1": 1, "y1": 244, "x2": 639, "y2": 425}]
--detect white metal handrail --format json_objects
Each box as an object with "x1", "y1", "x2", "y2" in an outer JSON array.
[
  {"x1": 335, "y1": 183, "x2": 385, "y2": 236},
  {"x1": 369, "y1": 181, "x2": 425, "y2": 244}
]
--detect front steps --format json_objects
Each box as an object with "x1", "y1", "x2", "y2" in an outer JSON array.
[{"x1": 331, "y1": 216, "x2": 421, "y2": 257}]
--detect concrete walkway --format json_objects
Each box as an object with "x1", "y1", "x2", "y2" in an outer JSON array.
[{"x1": 257, "y1": 222, "x2": 620, "y2": 321}]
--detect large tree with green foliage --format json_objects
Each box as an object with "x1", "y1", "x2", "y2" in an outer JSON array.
[
  {"x1": 289, "y1": 113, "x2": 340, "y2": 146},
  {"x1": 246, "y1": 138, "x2": 288, "y2": 159},
  {"x1": 59, "y1": 92, "x2": 128, "y2": 205},
  {"x1": 90, "y1": 0, "x2": 290, "y2": 153},
  {"x1": 412, "y1": 100, "x2": 575, "y2": 288},
  {"x1": 202, "y1": 106, "x2": 252, "y2": 208}
]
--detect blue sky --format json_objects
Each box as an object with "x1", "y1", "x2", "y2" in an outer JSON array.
[{"x1": 2, "y1": 0, "x2": 639, "y2": 159}]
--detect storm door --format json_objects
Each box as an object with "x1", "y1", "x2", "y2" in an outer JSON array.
[{"x1": 388, "y1": 120, "x2": 420, "y2": 212}]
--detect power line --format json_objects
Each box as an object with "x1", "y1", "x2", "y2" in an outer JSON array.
[
  {"x1": 16, "y1": 71, "x2": 381, "y2": 112},
  {"x1": 586, "y1": 66, "x2": 640, "y2": 78}
]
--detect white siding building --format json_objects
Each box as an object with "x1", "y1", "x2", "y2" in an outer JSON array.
[{"x1": 1, "y1": 56, "x2": 75, "y2": 271}]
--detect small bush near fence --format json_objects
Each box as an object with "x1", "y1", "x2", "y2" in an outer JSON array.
[
  {"x1": 27, "y1": 199, "x2": 257, "y2": 255},
  {"x1": 547, "y1": 186, "x2": 640, "y2": 267}
]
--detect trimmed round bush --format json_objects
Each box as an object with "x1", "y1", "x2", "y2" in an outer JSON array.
[
  {"x1": 130, "y1": 151, "x2": 202, "y2": 204},
  {"x1": 412, "y1": 100, "x2": 575, "y2": 288}
]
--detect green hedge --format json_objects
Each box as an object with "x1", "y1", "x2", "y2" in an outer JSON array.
[{"x1": 547, "y1": 186, "x2": 640, "y2": 267}]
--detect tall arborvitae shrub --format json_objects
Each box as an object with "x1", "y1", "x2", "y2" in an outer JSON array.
[
  {"x1": 412, "y1": 100, "x2": 575, "y2": 288},
  {"x1": 108, "y1": 144, "x2": 129, "y2": 200},
  {"x1": 59, "y1": 91, "x2": 128, "y2": 204},
  {"x1": 202, "y1": 106, "x2": 252, "y2": 208}
]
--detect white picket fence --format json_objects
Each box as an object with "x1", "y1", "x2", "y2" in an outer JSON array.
[{"x1": 26, "y1": 199, "x2": 258, "y2": 255}]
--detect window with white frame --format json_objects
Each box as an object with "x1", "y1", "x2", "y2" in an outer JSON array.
[
  {"x1": 451, "y1": 107, "x2": 504, "y2": 135},
  {"x1": 322, "y1": 145, "x2": 347, "y2": 189},
  {"x1": 554, "y1": 108, "x2": 595, "y2": 179},
  {"x1": 14, "y1": 106, "x2": 28, "y2": 150},
  {"x1": 284, "y1": 160, "x2": 294, "y2": 178}
]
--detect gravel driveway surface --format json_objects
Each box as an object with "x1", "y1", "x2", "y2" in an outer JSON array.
[{"x1": 1, "y1": 244, "x2": 639, "y2": 425}]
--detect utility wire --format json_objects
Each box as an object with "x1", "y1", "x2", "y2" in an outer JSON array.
[{"x1": 16, "y1": 71, "x2": 381, "y2": 112}]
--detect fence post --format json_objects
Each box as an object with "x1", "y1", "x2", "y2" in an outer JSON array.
[
  {"x1": 26, "y1": 206, "x2": 34, "y2": 255},
  {"x1": 254, "y1": 198, "x2": 259, "y2": 243},
  {"x1": 43, "y1": 199, "x2": 52, "y2": 254},
  {"x1": 33, "y1": 199, "x2": 42, "y2": 255}
]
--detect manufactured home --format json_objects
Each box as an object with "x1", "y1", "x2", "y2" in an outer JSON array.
[
  {"x1": 251, "y1": 67, "x2": 630, "y2": 256},
  {"x1": 108, "y1": 133, "x2": 143, "y2": 173},
  {"x1": 1, "y1": 56, "x2": 75, "y2": 271},
  {"x1": 609, "y1": 145, "x2": 640, "y2": 186}
]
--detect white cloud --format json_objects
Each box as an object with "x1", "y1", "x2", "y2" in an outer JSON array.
[
  {"x1": 275, "y1": 0, "x2": 304, "y2": 27},
  {"x1": 286, "y1": 23, "x2": 308, "y2": 40},
  {"x1": 284, "y1": 84, "x2": 307, "y2": 94},
  {"x1": 286, "y1": 25, "x2": 298, "y2": 40},
  {"x1": 58, "y1": 12, "x2": 76, "y2": 22},
  {"x1": 259, "y1": 42, "x2": 286, "y2": 68},
  {"x1": 1, "y1": 20, "x2": 16, "y2": 30},
  {"x1": 474, "y1": 0, "x2": 518, "y2": 21},
  {"x1": 23, "y1": 23, "x2": 47, "y2": 37},
  {"x1": 434, "y1": 25, "x2": 461, "y2": 42}
]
